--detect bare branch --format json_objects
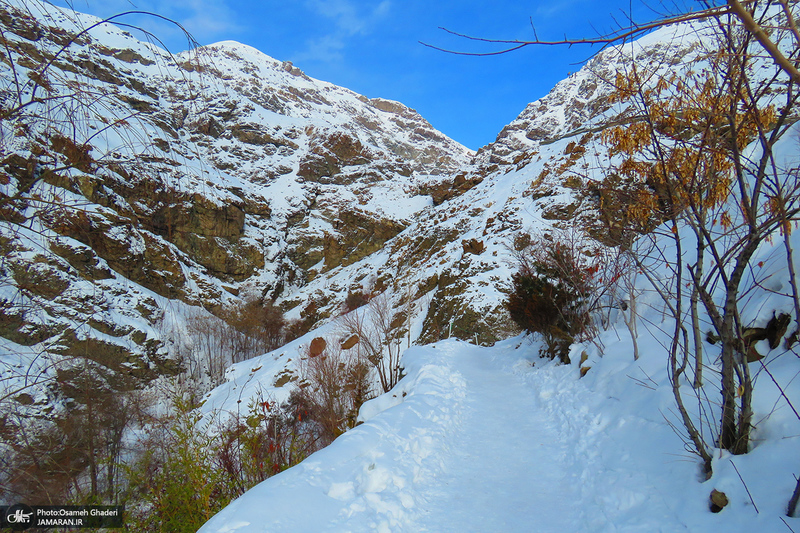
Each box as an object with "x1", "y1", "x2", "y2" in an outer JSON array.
[
  {"x1": 420, "y1": 4, "x2": 741, "y2": 56},
  {"x1": 727, "y1": 0, "x2": 800, "y2": 83}
]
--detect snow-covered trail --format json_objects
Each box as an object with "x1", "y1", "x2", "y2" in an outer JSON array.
[
  {"x1": 408, "y1": 343, "x2": 580, "y2": 532},
  {"x1": 198, "y1": 338, "x2": 696, "y2": 533}
]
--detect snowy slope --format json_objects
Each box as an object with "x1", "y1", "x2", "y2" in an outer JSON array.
[
  {"x1": 2, "y1": 1, "x2": 799, "y2": 527},
  {"x1": 200, "y1": 190, "x2": 800, "y2": 531},
  {"x1": 198, "y1": 137, "x2": 800, "y2": 532},
  {"x1": 198, "y1": 16, "x2": 800, "y2": 532},
  {"x1": 199, "y1": 332, "x2": 800, "y2": 532}
]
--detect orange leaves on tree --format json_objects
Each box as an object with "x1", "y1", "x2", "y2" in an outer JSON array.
[{"x1": 603, "y1": 52, "x2": 777, "y2": 230}]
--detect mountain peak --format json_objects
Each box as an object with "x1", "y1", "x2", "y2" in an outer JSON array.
[{"x1": 203, "y1": 40, "x2": 282, "y2": 65}]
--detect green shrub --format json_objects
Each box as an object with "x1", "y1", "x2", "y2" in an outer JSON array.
[
  {"x1": 124, "y1": 391, "x2": 333, "y2": 532},
  {"x1": 125, "y1": 399, "x2": 233, "y2": 533}
]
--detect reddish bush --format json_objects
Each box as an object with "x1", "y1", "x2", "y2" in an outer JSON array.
[{"x1": 343, "y1": 290, "x2": 371, "y2": 313}]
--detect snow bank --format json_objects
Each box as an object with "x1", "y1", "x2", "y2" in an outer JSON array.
[
  {"x1": 198, "y1": 327, "x2": 800, "y2": 532},
  {"x1": 198, "y1": 341, "x2": 467, "y2": 532}
]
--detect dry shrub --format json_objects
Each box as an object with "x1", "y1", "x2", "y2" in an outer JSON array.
[
  {"x1": 339, "y1": 293, "x2": 403, "y2": 393},
  {"x1": 182, "y1": 297, "x2": 288, "y2": 390},
  {"x1": 224, "y1": 298, "x2": 287, "y2": 359},
  {"x1": 284, "y1": 300, "x2": 325, "y2": 342},
  {"x1": 296, "y1": 340, "x2": 372, "y2": 444},
  {"x1": 342, "y1": 290, "x2": 371, "y2": 313},
  {"x1": 213, "y1": 390, "x2": 321, "y2": 497}
]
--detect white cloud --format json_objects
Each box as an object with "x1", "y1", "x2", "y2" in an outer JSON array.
[
  {"x1": 293, "y1": 33, "x2": 347, "y2": 64},
  {"x1": 154, "y1": 0, "x2": 241, "y2": 40},
  {"x1": 294, "y1": 0, "x2": 391, "y2": 64},
  {"x1": 532, "y1": 0, "x2": 585, "y2": 20},
  {"x1": 306, "y1": 0, "x2": 391, "y2": 36},
  {"x1": 54, "y1": 0, "x2": 241, "y2": 46}
]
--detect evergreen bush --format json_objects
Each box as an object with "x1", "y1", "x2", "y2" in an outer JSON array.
[{"x1": 506, "y1": 236, "x2": 600, "y2": 363}]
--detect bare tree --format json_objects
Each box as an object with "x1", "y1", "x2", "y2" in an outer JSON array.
[
  {"x1": 429, "y1": 0, "x2": 800, "y2": 478},
  {"x1": 340, "y1": 293, "x2": 404, "y2": 393},
  {"x1": 603, "y1": 5, "x2": 800, "y2": 461},
  {"x1": 0, "y1": 0, "x2": 203, "y2": 508}
]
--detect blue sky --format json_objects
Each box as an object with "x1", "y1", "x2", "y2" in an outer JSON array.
[{"x1": 55, "y1": 0, "x2": 688, "y2": 150}]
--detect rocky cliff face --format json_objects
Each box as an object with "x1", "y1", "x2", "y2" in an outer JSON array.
[{"x1": 0, "y1": 0, "x2": 476, "y2": 409}]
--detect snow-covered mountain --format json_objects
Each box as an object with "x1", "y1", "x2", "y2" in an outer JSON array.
[
  {"x1": 0, "y1": 0, "x2": 475, "y2": 402},
  {"x1": 1, "y1": 0, "x2": 666, "y2": 413},
  {"x1": 0, "y1": 0, "x2": 694, "y2": 403},
  {"x1": 196, "y1": 14, "x2": 800, "y2": 533},
  {"x1": 2, "y1": 1, "x2": 799, "y2": 530}
]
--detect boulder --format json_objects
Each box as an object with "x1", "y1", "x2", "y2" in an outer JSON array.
[
  {"x1": 341, "y1": 334, "x2": 359, "y2": 350},
  {"x1": 309, "y1": 337, "x2": 327, "y2": 358}
]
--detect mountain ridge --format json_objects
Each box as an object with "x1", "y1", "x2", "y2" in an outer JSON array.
[
  {"x1": 0, "y1": 0, "x2": 698, "y2": 406},
  {"x1": 0, "y1": 0, "x2": 730, "y2": 512}
]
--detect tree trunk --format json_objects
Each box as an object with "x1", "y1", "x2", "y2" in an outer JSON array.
[
  {"x1": 690, "y1": 286, "x2": 703, "y2": 388},
  {"x1": 718, "y1": 237, "x2": 760, "y2": 454},
  {"x1": 718, "y1": 316, "x2": 740, "y2": 451},
  {"x1": 691, "y1": 230, "x2": 706, "y2": 388},
  {"x1": 788, "y1": 474, "x2": 800, "y2": 517}
]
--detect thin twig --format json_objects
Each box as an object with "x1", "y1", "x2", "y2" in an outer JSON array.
[
  {"x1": 788, "y1": 473, "x2": 800, "y2": 518},
  {"x1": 758, "y1": 359, "x2": 800, "y2": 421},
  {"x1": 731, "y1": 460, "x2": 759, "y2": 513}
]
